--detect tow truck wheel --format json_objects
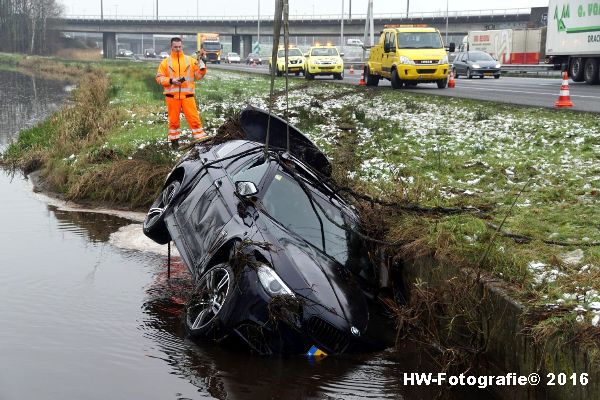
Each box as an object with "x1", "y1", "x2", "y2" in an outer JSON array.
[
  {"x1": 436, "y1": 78, "x2": 447, "y2": 89},
  {"x1": 365, "y1": 67, "x2": 379, "y2": 87},
  {"x1": 334, "y1": 72, "x2": 343, "y2": 80},
  {"x1": 305, "y1": 70, "x2": 314, "y2": 80},
  {"x1": 391, "y1": 69, "x2": 403, "y2": 89}
]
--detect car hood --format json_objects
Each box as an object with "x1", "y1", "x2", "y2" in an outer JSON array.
[
  {"x1": 260, "y1": 218, "x2": 370, "y2": 334},
  {"x1": 469, "y1": 60, "x2": 499, "y2": 67},
  {"x1": 400, "y1": 48, "x2": 446, "y2": 61},
  {"x1": 310, "y1": 57, "x2": 341, "y2": 63}
]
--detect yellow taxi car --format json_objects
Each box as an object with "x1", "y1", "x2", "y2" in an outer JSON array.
[
  {"x1": 304, "y1": 45, "x2": 344, "y2": 80},
  {"x1": 268, "y1": 46, "x2": 305, "y2": 77}
]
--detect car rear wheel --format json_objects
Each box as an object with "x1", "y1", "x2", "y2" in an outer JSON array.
[
  {"x1": 584, "y1": 58, "x2": 599, "y2": 85},
  {"x1": 186, "y1": 264, "x2": 235, "y2": 338},
  {"x1": 569, "y1": 57, "x2": 585, "y2": 82},
  {"x1": 391, "y1": 69, "x2": 403, "y2": 89},
  {"x1": 143, "y1": 179, "x2": 181, "y2": 244},
  {"x1": 436, "y1": 78, "x2": 447, "y2": 88},
  {"x1": 365, "y1": 67, "x2": 379, "y2": 86},
  {"x1": 467, "y1": 68, "x2": 473, "y2": 79}
]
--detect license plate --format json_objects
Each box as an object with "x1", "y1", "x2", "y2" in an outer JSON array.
[{"x1": 484, "y1": 72, "x2": 493, "y2": 76}]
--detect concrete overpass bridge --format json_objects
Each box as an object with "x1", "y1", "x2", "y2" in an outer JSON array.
[{"x1": 52, "y1": 7, "x2": 548, "y2": 58}]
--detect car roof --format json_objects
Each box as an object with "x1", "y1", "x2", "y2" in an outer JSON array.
[{"x1": 395, "y1": 27, "x2": 437, "y2": 33}]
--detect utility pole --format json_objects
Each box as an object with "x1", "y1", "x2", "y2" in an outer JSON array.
[
  {"x1": 100, "y1": 0, "x2": 103, "y2": 20},
  {"x1": 445, "y1": 0, "x2": 449, "y2": 45},
  {"x1": 349, "y1": 0, "x2": 351, "y2": 20},
  {"x1": 340, "y1": 0, "x2": 344, "y2": 51},
  {"x1": 257, "y1": 0, "x2": 260, "y2": 54},
  {"x1": 156, "y1": 0, "x2": 158, "y2": 20},
  {"x1": 407, "y1": 0, "x2": 410, "y2": 18},
  {"x1": 362, "y1": 0, "x2": 373, "y2": 62}
]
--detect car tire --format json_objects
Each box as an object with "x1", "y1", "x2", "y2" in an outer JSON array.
[
  {"x1": 365, "y1": 67, "x2": 379, "y2": 87},
  {"x1": 467, "y1": 68, "x2": 472, "y2": 79},
  {"x1": 305, "y1": 70, "x2": 314, "y2": 80},
  {"x1": 391, "y1": 69, "x2": 403, "y2": 89},
  {"x1": 436, "y1": 78, "x2": 447, "y2": 88},
  {"x1": 494, "y1": 74, "x2": 500, "y2": 79},
  {"x1": 584, "y1": 58, "x2": 599, "y2": 85},
  {"x1": 143, "y1": 179, "x2": 181, "y2": 244},
  {"x1": 276, "y1": 69, "x2": 283, "y2": 77},
  {"x1": 334, "y1": 72, "x2": 343, "y2": 80},
  {"x1": 185, "y1": 264, "x2": 236, "y2": 339},
  {"x1": 569, "y1": 57, "x2": 585, "y2": 82}
]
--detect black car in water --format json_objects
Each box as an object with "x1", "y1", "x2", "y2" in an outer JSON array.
[
  {"x1": 143, "y1": 108, "x2": 385, "y2": 355},
  {"x1": 452, "y1": 50, "x2": 502, "y2": 79}
]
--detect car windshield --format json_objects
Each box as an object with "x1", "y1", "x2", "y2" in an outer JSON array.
[
  {"x1": 398, "y1": 32, "x2": 443, "y2": 49},
  {"x1": 248, "y1": 53, "x2": 259, "y2": 58},
  {"x1": 203, "y1": 42, "x2": 221, "y2": 51},
  {"x1": 468, "y1": 51, "x2": 495, "y2": 61},
  {"x1": 278, "y1": 48, "x2": 303, "y2": 57},
  {"x1": 311, "y1": 48, "x2": 338, "y2": 57},
  {"x1": 228, "y1": 53, "x2": 238, "y2": 57},
  {"x1": 262, "y1": 170, "x2": 368, "y2": 268}
]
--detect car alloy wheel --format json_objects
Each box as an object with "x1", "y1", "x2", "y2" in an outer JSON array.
[
  {"x1": 143, "y1": 179, "x2": 181, "y2": 244},
  {"x1": 186, "y1": 265, "x2": 233, "y2": 335}
]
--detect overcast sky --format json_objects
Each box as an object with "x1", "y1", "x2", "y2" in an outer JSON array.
[{"x1": 59, "y1": 0, "x2": 549, "y2": 18}]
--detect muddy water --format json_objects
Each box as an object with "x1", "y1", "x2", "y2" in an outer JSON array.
[{"x1": 0, "y1": 70, "x2": 491, "y2": 399}]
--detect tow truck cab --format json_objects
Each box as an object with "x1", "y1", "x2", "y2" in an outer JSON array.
[{"x1": 365, "y1": 25, "x2": 455, "y2": 89}]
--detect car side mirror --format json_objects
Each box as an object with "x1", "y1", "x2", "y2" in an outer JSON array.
[
  {"x1": 447, "y1": 43, "x2": 456, "y2": 53},
  {"x1": 235, "y1": 181, "x2": 258, "y2": 197},
  {"x1": 340, "y1": 52, "x2": 344, "y2": 57}
]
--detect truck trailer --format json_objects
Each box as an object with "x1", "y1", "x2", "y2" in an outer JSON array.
[
  {"x1": 546, "y1": 0, "x2": 600, "y2": 84},
  {"x1": 462, "y1": 29, "x2": 543, "y2": 64}
]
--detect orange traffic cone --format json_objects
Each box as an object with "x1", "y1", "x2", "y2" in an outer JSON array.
[
  {"x1": 554, "y1": 71, "x2": 574, "y2": 108},
  {"x1": 358, "y1": 70, "x2": 366, "y2": 86},
  {"x1": 349, "y1": 65, "x2": 354, "y2": 75},
  {"x1": 448, "y1": 70, "x2": 456, "y2": 88}
]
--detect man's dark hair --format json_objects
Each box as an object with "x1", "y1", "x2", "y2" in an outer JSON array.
[{"x1": 171, "y1": 37, "x2": 182, "y2": 44}]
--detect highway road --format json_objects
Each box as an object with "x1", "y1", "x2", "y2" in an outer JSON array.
[{"x1": 211, "y1": 63, "x2": 600, "y2": 113}]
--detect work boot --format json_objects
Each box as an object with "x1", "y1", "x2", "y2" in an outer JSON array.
[{"x1": 170, "y1": 139, "x2": 179, "y2": 149}]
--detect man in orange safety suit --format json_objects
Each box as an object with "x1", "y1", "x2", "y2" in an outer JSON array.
[{"x1": 156, "y1": 37, "x2": 207, "y2": 149}]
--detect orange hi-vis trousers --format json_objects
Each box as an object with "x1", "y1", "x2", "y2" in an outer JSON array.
[{"x1": 166, "y1": 95, "x2": 206, "y2": 141}]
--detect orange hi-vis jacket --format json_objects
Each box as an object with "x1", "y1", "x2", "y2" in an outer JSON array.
[{"x1": 155, "y1": 51, "x2": 207, "y2": 99}]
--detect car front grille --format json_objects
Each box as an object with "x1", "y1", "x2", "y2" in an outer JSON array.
[
  {"x1": 415, "y1": 60, "x2": 438, "y2": 65},
  {"x1": 416, "y1": 68, "x2": 437, "y2": 74},
  {"x1": 306, "y1": 317, "x2": 349, "y2": 353}
]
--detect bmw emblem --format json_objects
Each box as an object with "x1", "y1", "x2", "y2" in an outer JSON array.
[{"x1": 350, "y1": 326, "x2": 360, "y2": 337}]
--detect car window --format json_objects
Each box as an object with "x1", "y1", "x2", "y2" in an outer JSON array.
[
  {"x1": 468, "y1": 51, "x2": 494, "y2": 61},
  {"x1": 278, "y1": 48, "x2": 303, "y2": 57},
  {"x1": 262, "y1": 170, "x2": 353, "y2": 264},
  {"x1": 311, "y1": 48, "x2": 338, "y2": 57},
  {"x1": 230, "y1": 155, "x2": 271, "y2": 186}
]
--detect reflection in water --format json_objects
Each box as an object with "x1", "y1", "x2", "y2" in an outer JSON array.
[{"x1": 0, "y1": 70, "x2": 67, "y2": 150}]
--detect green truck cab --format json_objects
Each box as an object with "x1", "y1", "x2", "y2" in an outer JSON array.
[{"x1": 364, "y1": 25, "x2": 455, "y2": 89}]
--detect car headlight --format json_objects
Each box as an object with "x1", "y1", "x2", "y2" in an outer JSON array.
[
  {"x1": 472, "y1": 63, "x2": 481, "y2": 69},
  {"x1": 399, "y1": 56, "x2": 415, "y2": 65},
  {"x1": 495, "y1": 63, "x2": 501, "y2": 68},
  {"x1": 257, "y1": 265, "x2": 295, "y2": 297},
  {"x1": 439, "y1": 55, "x2": 448, "y2": 64}
]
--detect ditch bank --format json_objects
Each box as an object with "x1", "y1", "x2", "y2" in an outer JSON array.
[{"x1": 400, "y1": 256, "x2": 599, "y2": 400}]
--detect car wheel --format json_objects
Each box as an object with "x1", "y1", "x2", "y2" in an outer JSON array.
[
  {"x1": 584, "y1": 58, "x2": 599, "y2": 85},
  {"x1": 305, "y1": 70, "x2": 314, "y2": 80},
  {"x1": 143, "y1": 179, "x2": 181, "y2": 244},
  {"x1": 467, "y1": 68, "x2": 472, "y2": 79},
  {"x1": 436, "y1": 78, "x2": 447, "y2": 88},
  {"x1": 334, "y1": 72, "x2": 343, "y2": 80},
  {"x1": 391, "y1": 69, "x2": 403, "y2": 89},
  {"x1": 365, "y1": 67, "x2": 379, "y2": 87},
  {"x1": 569, "y1": 57, "x2": 585, "y2": 82},
  {"x1": 186, "y1": 264, "x2": 235, "y2": 338},
  {"x1": 295, "y1": 71, "x2": 300, "y2": 76},
  {"x1": 494, "y1": 74, "x2": 500, "y2": 79}
]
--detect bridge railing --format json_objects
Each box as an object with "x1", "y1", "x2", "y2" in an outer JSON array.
[{"x1": 62, "y1": 8, "x2": 532, "y2": 22}]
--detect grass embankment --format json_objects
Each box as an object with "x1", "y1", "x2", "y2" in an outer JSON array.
[{"x1": 3, "y1": 56, "x2": 600, "y2": 360}]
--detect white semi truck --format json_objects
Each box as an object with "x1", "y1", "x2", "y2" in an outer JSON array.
[{"x1": 546, "y1": 0, "x2": 600, "y2": 84}]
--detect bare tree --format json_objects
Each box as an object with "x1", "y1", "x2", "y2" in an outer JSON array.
[{"x1": 0, "y1": 0, "x2": 62, "y2": 54}]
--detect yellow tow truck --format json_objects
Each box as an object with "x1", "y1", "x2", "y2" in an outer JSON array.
[
  {"x1": 304, "y1": 44, "x2": 344, "y2": 80},
  {"x1": 268, "y1": 46, "x2": 305, "y2": 77},
  {"x1": 364, "y1": 25, "x2": 455, "y2": 89}
]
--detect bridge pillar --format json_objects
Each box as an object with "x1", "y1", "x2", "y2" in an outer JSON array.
[
  {"x1": 103, "y1": 32, "x2": 116, "y2": 59},
  {"x1": 241, "y1": 35, "x2": 252, "y2": 58},
  {"x1": 231, "y1": 35, "x2": 241, "y2": 55}
]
